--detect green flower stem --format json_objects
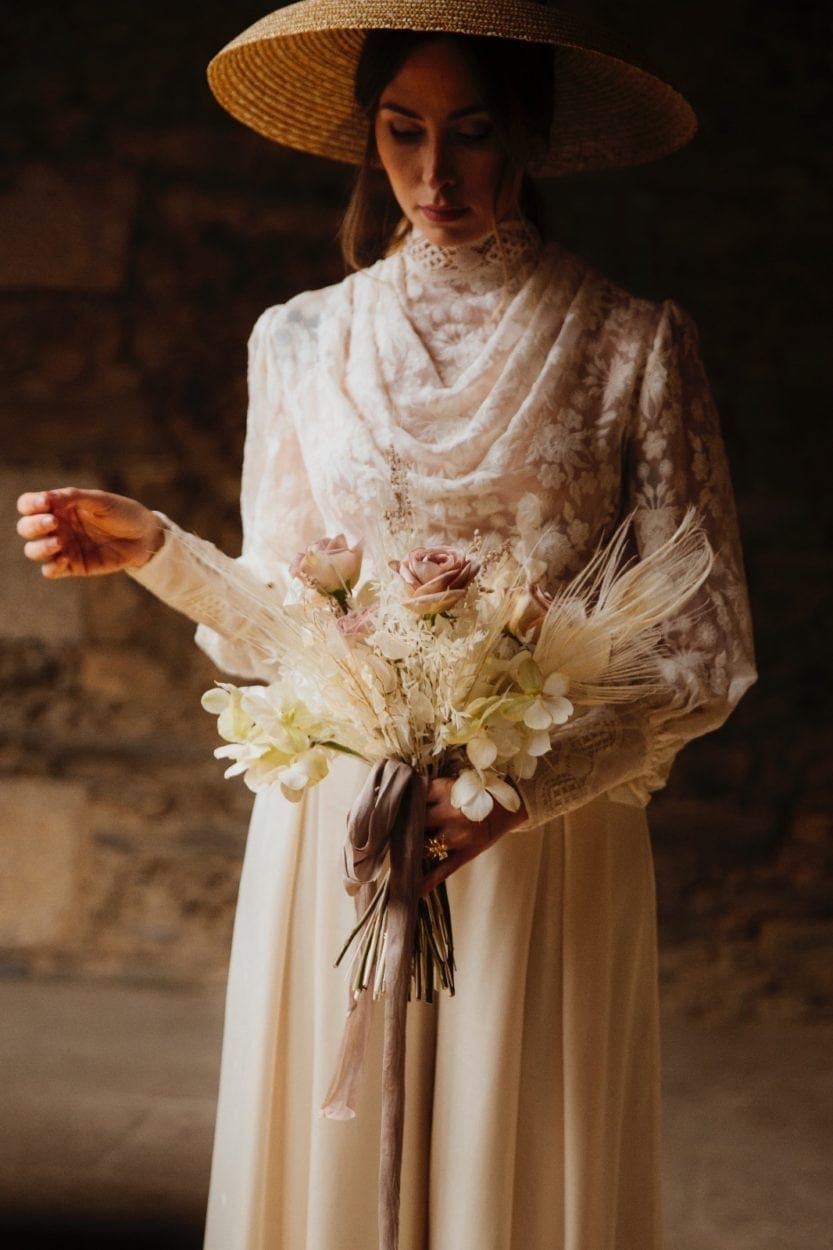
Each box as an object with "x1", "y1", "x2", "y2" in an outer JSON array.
[
  {"x1": 334, "y1": 870, "x2": 455, "y2": 1006},
  {"x1": 334, "y1": 878, "x2": 387, "y2": 969},
  {"x1": 318, "y1": 741, "x2": 370, "y2": 761}
]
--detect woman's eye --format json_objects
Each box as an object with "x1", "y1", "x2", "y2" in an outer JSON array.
[
  {"x1": 388, "y1": 126, "x2": 422, "y2": 143},
  {"x1": 455, "y1": 124, "x2": 494, "y2": 144}
]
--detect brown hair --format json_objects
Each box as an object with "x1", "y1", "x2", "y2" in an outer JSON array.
[{"x1": 339, "y1": 31, "x2": 555, "y2": 271}]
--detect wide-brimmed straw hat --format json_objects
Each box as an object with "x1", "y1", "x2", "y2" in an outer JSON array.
[{"x1": 207, "y1": 0, "x2": 697, "y2": 176}]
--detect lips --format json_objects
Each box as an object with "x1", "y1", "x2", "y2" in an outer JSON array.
[{"x1": 419, "y1": 205, "x2": 468, "y2": 223}]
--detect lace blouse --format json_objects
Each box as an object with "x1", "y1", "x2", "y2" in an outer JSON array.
[{"x1": 130, "y1": 223, "x2": 756, "y2": 826}]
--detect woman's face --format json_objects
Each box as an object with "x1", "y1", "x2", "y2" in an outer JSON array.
[{"x1": 374, "y1": 38, "x2": 519, "y2": 248}]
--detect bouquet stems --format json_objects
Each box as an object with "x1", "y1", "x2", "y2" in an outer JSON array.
[{"x1": 336, "y1": 875, "x2": 456, "y2": 1004}]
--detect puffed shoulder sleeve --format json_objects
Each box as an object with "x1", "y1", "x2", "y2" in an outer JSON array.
[
  {"x1": 516, "y1": 299, "x2": 757, "y2": 827},
  {"x1": 128, "y1": 305, "x2": 325, "y2": 679}
]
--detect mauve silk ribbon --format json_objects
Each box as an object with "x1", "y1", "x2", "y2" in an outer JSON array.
[{"x1": 320, "y1": 758, "x2": 427, "y2": 1250}]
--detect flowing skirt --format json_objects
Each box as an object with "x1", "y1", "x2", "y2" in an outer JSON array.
[{"x1": 203, "y1": 755, "x2": 663, "y2": 1250}]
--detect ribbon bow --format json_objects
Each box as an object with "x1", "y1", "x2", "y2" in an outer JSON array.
[{"x1": 321, "y1": 758, "x2": 427, "y2": 1250}]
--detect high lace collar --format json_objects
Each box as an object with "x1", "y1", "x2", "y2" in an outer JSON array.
[{"x1": 401, "y1": 220, "x2": 542, "y2": 282}]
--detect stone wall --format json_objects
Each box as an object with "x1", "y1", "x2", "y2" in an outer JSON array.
[{"x1": 1, "y1": 0, "x2": 830, "y2": 1019}]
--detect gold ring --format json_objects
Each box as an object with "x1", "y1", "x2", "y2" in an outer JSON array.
[{"x1": 424, "y1": 835, "x2": 449, "y2": 864}]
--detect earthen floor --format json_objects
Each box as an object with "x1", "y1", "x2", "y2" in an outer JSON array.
[{"x1": 1, "y1": 981, "x2": 830, "y2": 1249}]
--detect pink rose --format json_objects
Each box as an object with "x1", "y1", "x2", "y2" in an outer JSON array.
[
  {"x1": 506, "y1": 584, "x2": 554, "y2": 643},
  {"x1": 290, "y1": 535, "x2": 363, "y2": 596},
  {"x1": 393, "y1": 546, "x2": 480, "y2": 615},
  {"x1": 336, "y1": 607, "x2": 376, "y2": 639}
]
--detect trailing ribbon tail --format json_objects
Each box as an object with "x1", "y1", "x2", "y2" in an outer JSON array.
[
  {"x1": 319, "y1": 885, "x2": 376, "y2": 1122},
  {"x1": 320, "y1": 759, "x2": 427, "y2": 1250}
]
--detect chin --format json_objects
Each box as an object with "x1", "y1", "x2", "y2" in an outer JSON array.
[{"x1": 415, "y1": 214, "x2": 493, "y2": 248}]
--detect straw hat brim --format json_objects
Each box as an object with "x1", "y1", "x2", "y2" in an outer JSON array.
[{"x1": 207, "y1": 0, "x2": 697, "y2": 176}]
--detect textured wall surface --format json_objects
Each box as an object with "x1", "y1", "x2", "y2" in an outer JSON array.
[{"x1": 1, "y1": 0, "x2": 830, "y2": 1021}]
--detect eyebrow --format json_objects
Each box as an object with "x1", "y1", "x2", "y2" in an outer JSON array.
[{"x1": 378, "y1": 101, "x2": 489, "y2": 120}]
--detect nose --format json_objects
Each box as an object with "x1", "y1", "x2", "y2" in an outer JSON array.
[{"x1": 423, "y1": 136, "x2": 455, "y2": 193}]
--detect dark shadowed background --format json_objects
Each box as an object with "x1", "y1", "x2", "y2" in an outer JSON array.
[{"x1": 1, "y1": 1, "x2": 830, "y2": 1246}]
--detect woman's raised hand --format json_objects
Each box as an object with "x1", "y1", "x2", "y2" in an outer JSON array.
[{"x1": 16, "y1": 487, "x2": 164, "y2": 579}]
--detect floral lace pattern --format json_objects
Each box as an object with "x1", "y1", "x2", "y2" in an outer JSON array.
[
  {"x1": 393, "y1": 223, "x2": 543, "y2": 384},
  {"x1": 130, "y1": 225, "x2": 756, "y2": 820},
  {"x1": 402, "y1": 219, "x2": 542, "y2": 277}
]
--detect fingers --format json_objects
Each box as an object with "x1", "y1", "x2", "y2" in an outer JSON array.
[
  {"x1": 17, "y1": 487, "x2": 118, "y2": 529},
  {"x1": 40, "y1": 555, "x2": 72, "y2": 579},
  {"x1": 424, "y1": 808, "x2": 474, "y2": 853},
  {"x1": 421, "y1": 808, "x2": 493, "y2": 896},
  {"x1": 421, "y1": 777, "x2": 512, "y2": 895},
  {"x1": 426, "y1": 776, "x2": 454, "y2": 803},
  {"x1": 17, "y1": 512, "x2": 57, "y2": 540},
  {"x1": 421, "y1": 844, "x2": 478, "y2": 896},
  {"x1": 424, "y1": 780, "x2": 462, "y2": 830},
  {"x1": 17, "y1": 487, "x2": 82, "y2": 516},
  {"x1": 16, "y1": 490, "x2": 52, "y2": 517},
  {"x1": 18, "y1": 509, "x2": 72, "y2": 572},
  {"x1": 17, "y1": 495, "x2": 83, "y2": 575},
  {"x1": 23, "y1": 534, "x2": 62, "y2": 563},
  {"x1": 21, "y1": 532, "x2": 74, "y2": 577}
]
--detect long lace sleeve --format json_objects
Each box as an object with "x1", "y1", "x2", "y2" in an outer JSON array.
[
  {"x1": 516, "y1": 299, "x2": 757, "y2": 828},
  {"x1": 128, "y1": 306, "x2": 325, "y2": 680}
]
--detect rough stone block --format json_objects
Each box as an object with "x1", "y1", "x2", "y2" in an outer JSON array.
[
  {"x1": 0, "y1": 164, "x2": 136, "y2": 291},
  {"x1": 758, "y1": 920, "x2": 833, "y2": 1004},
  {"x1": 790, "y1": 811, "x2": 832, "y2": 846},
  {"x1": 79, "y1": 647, "x2": 168, "y2": 702},
  {"x1": 0, "y1": 777, "x2": 88, "y2": 947}
]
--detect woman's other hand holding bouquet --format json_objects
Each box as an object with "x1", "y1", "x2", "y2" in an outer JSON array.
[{"x1": 421, "y1": 775, "x2": 527, "y2": 896}]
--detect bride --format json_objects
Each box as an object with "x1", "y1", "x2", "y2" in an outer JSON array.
[{"x1": 16, "y1": 4, "x2": 755, "y2": 1248}]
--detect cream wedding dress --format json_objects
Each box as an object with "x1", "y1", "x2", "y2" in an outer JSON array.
[{"x1": 131, "y1": 223, "x2": 755, "y2": 1250}]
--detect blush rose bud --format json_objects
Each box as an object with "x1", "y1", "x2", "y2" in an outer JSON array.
[
  {"x1": 393, "y1": 547, "x2": 480, "y2": 615},
  {"x1": 290, "y1": 535, "x2": 363, "y2": 607},
  {"x1": 506, "y1": 584, "x2": 554, "y2": 643},
  {"x1": 336, "y1": 606, "x2": 376, "y2": 638}
]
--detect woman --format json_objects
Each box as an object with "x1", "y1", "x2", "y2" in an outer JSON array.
[{"x1": 16, "y1": 4, "x2": 756, "y2": 1248}]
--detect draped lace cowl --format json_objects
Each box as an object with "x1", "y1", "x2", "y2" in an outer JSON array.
[{"x1": 131, "y1": 224, "x2": 756, "y2": 823}]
